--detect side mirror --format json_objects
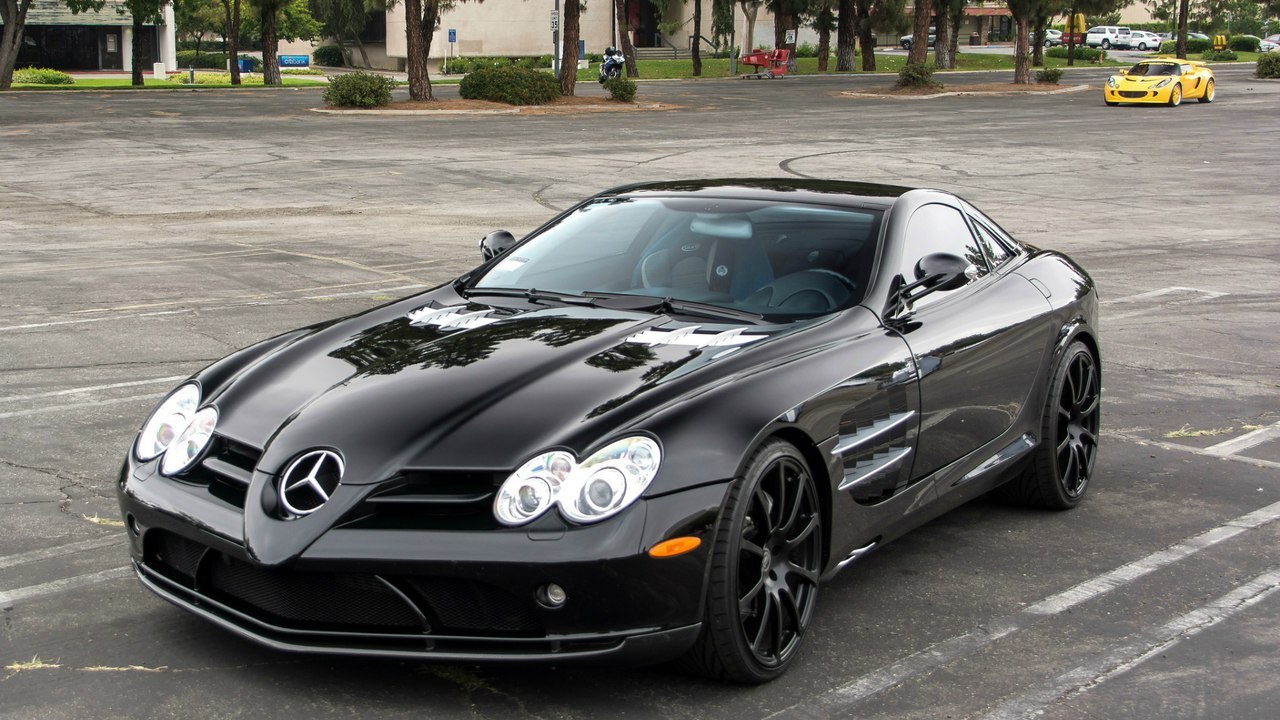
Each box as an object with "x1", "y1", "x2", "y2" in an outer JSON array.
[
  {"x1": 913, "y1": 252, "x2": 972, "y2": 292},
  {"x1": 479, "y1": 230, "x2": 517, "y2": 261}
]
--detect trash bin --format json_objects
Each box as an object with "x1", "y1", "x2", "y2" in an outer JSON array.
[
  {"x1": 238, "y1": 58, "x2": 254, "y2": 73},
  {"x1": 969, "y1": 33, "x2": 981, "y2": 46}
]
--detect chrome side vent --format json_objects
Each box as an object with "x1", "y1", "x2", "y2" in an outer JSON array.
[
  {"x1": 838, "y1": 447, "x2": 913, "y2": 492},
  {"x1": 831, "y1": 410, "x2": 916, "y2": 459},
  {"x1": 408, "y1": 305, "x2": 501, "y2": 331},
  {"x1": 625, "y1": 325, "x2": 768, "y2": 348}
]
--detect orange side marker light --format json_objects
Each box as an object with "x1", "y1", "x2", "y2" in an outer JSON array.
[{"x1": 648, "y1": 536, "x2": 702, "y2": 558}]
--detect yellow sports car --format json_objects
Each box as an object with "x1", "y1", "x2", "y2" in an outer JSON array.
[{"x1": 1104, "y1": 60, "x2": 1215, "y2": 106}]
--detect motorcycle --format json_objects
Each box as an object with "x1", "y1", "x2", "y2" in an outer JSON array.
[{"x1": 598, "y1": 47, "x2": 625, "y2": 84}]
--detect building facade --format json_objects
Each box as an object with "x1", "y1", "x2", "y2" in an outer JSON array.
[{"x1": 6, "y1": 0, "x2": 177, "y2": 72}]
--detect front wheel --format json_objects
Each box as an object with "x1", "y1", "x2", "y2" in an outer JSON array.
[
  {"x1": 993, "y1": 341, "x2": 1100, "y2": 510},
  {"x1": 1138, "y1": 42, "x2": 1148, "y2": 50},
  {"x1": 901, "y1": 40, "x2": 912, "y2": 51},
  {"x1": 1101, "y1": 39, "x2": 1111, "y2": 49},
  {"x1": 1168, "y1": 83, "x2": 1183, "y2": 106},
  {"x1": 1198, "y1": 79, "x2": 1215, "y2": 103},
  {"x1": 679, "y1": 439, "x2": 823, "y2": 683}
]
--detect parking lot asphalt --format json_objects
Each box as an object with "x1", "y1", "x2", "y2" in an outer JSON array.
[{"x1": 1, "y1": 65, "x2": 1278, "y2": 719}]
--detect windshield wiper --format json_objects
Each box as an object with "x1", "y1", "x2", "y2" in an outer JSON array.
[
  {"x1": 463, "y1": 287, "x2": 599, "y2": 307},
  {"x1": 583, "y1": 292, "x2": 764, "y2": 323}
]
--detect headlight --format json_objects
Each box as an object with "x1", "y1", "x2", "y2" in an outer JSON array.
[
  {"x1": 1154, "y1": 78, "x2": 1171, "y2": 88},
  {"x1": 1107, "y1": 76, "x2": 1118, "y2": 88},
  {"x1": 160, "y1": 407, "x2": 218, "y2": 476},
  {"x1": 493, "y1": 437, "x2": 662, "y2": 526},
  {"x1": 135, "y1": 383, "x2": 200, "y2": 461}
]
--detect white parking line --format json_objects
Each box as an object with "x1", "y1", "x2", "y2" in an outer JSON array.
[
  {"x1": 0, "y1": 394, "x2": 159, "y2": 420},
  {"x1": 1203, "y1": 420, "x2": 1280, "y2": 458},
  {"x1": 1100, "y1": 286, "x2": 1227, "y2": 305},
  {"x1": 0, "y1": 377, "x2": 184, "y2": 405},
  {"x1": 979, "y1": 568, "x2": 1280, "y2": 720},
  {"x1": 0, "y1": 566, "x2": 132, "y2": 611},
  {"x1": 769, "y1": 499, "x2": 1280, "y2": 719},
  {"x1": 0, "y1": 536, "x2": 125, "y2": 571}
]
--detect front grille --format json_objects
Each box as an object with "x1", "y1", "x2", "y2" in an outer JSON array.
[
  {"x1": 203, "y1": 556, "x2": 424, "y2": 631},
  {"x1": 343, "y1": 471, "x2": 504, "y2": 531},
  {"x1": 140, "y1": 529, "x2": 545, "y2": 637},
  {"x1": 407, "y1": 577, "x2": 543, "y2": 635},
  {"x1": 1119, "y1": 90, "x2": 1148, "y2": 98}
]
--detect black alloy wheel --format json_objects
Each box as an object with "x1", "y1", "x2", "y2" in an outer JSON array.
[
  {"x1": 680, "y1": 439, "x2": 823, "y2": 683},
  {"x1": 994, "y1": 340, "x2": 1100, "y2": 510}
]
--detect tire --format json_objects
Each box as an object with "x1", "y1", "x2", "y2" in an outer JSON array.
[
  {"x1": 1138, "y1": 42, "x2": 1148, "y2": 50},
  {"x1": 902, "y1": 40, "x2": 912, "y2": 51},
  {"x1": 1198, "y1": 79, "x2": 1214, "y2": 103},
  {"x1": 993, "y1": 341, "x2": 1100, "y2": 510},
  {"x1": 1101, "y1": 39, "x2": 1111, "y2": 49},
  {"x1": 678, "y1": 439, "x2": 823, "y2": 683},
  {"x1": 1168, "y1": 82, "x2": 1182, "y2": 106}
]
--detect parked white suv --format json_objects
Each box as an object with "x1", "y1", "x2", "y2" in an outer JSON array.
[{"x1": 1086, "y1": 26, "x2": 1132, "y2": 49}]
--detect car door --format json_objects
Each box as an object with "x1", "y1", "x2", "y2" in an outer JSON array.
[
  {"x1": 1180, "y1": 63, "x2": 1206, "y2": 97},
  {"x1": 887, "y1": 202, "x2": 1054, "y2": 485}
]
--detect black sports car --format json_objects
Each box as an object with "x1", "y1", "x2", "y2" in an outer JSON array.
[{"x1": 118, "y1": 179, "x2": 1100, "y2": 683}]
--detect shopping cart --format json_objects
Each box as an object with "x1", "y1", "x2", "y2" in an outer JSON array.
[{"x1": 740, "y1": 48, "x2": 791, "y2": 79}]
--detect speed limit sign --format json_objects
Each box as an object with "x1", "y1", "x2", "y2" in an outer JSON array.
[{"x1": 551, "y1": 10, "x2": 559, "y2": 32}]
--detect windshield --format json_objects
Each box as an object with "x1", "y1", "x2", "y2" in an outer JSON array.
[
  {"x1": 1129, "y1": 62, "x2": 1178, "y2": 76},
  {"x1": 473, "y1": 197, "x2": 884, "y2": 319}
]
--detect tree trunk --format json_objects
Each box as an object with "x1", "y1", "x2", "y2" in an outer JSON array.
[
  {"x1": 855, "y1": 2, "x2": 875, "y2": 72},
  {"x1": 222, "y1": 0, "x2": 241, "y2": 85},
  {"x1": 404, "y1": 0, "x2": 431, "y2": 100},
  {"x1": 692, "y1": 0, "x2": 702, "y2": 76},
  {"x1": 1012, "y1": 14, "x2": 1030, "y2": 83},
  {"x1": 949, "y1": 9, "x2": 960, "y2": 59},
  {"x1": 908, "y1": 0, "x2": 932, "y2": 65},
  {"x1": 818, "y1": 24, "x2": 830, "y2": 72},
  {"x1": 560, "y1": 0, "x2": 580, "y2": 96},
  {"x1": 614, "y1": 0, "x2": 638, "y2": 77},
  {"x1": 1032, "y1": 21, "x2": 1044, "y2": 67},
  {"x1": 739, "y1": 1, "x2": 757, "y2": 51},
  {"x1": 1066, "y1": 5, "x2": 1075, "y2": 67},
  {"x1": 836, "y1": 0, "x2": 854, "y2": 71},
  {"x1": 1, "y1": 0, "x2": 34, "y2": 90},
  {"x1": 773, "y1": 11, "x2": 797, "y2": 72},
  {"x1": 935, "y1": 12, "x2": 952, "y2": 69},
  {"x1": 132, "y1": 17, "x2": 144, "y2": 86},
  {"x1": 261, "y1": 6, "x2": 280, "y2": 85},
  {"x1": 1175, "y1": 0, "x2": 1189, "y2": 58},
  {"x1": 353, "y1": 36, "x2": 372, "y2": 69}
]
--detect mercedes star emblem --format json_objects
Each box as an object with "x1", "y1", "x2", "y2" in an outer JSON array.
[{"x1": 279, "y1": 450, "x2": 344, "y2": 518}]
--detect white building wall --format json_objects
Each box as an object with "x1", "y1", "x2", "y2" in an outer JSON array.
[{"x1": 387, "y1": 4, "x2": 616, "y2": 59}]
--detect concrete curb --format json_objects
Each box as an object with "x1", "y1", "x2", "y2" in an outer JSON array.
[
  {"x1": 840, "y1": 83, "x2": 1092, "y2": 100},
  {"x1": 308, "y1": 102, "x2": 668, "y2": 116}
]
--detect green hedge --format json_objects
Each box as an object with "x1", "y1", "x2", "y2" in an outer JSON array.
[
  {"x1": 1046, "y1": 45, "x2": 1105, "y2": 61},
  {"x1": 175, "y1": 51, "x2": 261, "y2": 72},
  {"x1": 1157, "y1": 38, "x2": 1211, "y2": 54},
  {"x1": 1228, "y1": 35, "x2": 1260, "y2": 52},
  {"x1": 1202, "y1": 49, "x2": 1238, "y2": 61},
  {"x1": 445, "y1": 55, "x2": 553, "y2": 75},
  {"x1": 459, "y1": 66, "x2": 560, "y2": 105},
  {"x1": 323, "y1": 72, "x2": 396, "y2": 108},
  {"x1": 1035, "y1": 67, "x2": 1063, "y2": 84},
  {"x1": 603, "y1": 76, "x2": 637, "y2": 102},
  {"x1": 896, "y1": 62, "x2": 941, "y2": 90},
  {"x1": 1257, "y1": 52, "x2": 1280, "y2": 78},
  {"x1": 312, "y1": 45, "x2": 345, "y2": 67},
  {"x1": 13, "y1": 67, "x2": 74, "y2": 85}
]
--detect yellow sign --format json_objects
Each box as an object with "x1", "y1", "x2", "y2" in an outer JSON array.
[
  {"x1": 1069, "y1": 14, "x2": 1087, "y2": 34},
  {"x1": 1213, "y1": 34, "x2": 1227, "y2": 50}
]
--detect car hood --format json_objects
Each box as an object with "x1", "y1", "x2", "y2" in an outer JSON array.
[
  {"x1": 1113, "y1": 74, "x2": 1177, "y2": 86},
  {"x1": 207, "y1": 292, "x2": 792, "y2": 487}
]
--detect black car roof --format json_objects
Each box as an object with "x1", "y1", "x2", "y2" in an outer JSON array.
[{"x1": 596, "y1": 178, "x2": 913, "y2": 210}]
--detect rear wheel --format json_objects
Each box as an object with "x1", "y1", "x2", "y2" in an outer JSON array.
[
  {"x1": 1101, "y1": 39, "x2": 1111, "y2": 49},
  {"x1": 1168, "y1": 83, "x2": 1183, "y2": 106},
  {"x1": 994, "y1": 341, "x2": 1100, "y2": 510},
  {"x1": 902, "y1": 39, "x2": 913, "y2": 51},
  {"x1": 679, "y1": 439, "x2": 823, "y2": 683},
  {"x1": 1198, "y1": 79, "x2": 1215, "y2": 103}
]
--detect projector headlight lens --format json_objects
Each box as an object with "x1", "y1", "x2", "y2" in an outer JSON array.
[
  {"x1": 135, "y1": 383, "x2": 200, "y2": 462},
  {"x1": 493, "y1": 437, "x2": 662, "y2": 526}
]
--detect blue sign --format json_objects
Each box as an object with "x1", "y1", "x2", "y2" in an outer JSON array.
[
  {"x1": 448, "y1": 29, "x2": 457, "y2": 43},
  {"x1": 279, "y1": 55, "x2": 309, "y2": 68}
]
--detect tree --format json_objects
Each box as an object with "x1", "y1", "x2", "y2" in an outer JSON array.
[
  {"x1": 560, "y1": 0, "x2": 580, "y2": 95},
  {"x1": 738, "y1": 0, "x2": 763, "y2": 51},
  {"x1": 220, "y1": 0, "x2": 243, "y2": 84},
  {"x1": 176, "y1": 0, "x2": 226, "y2": 54},
  {"x1": 0, "y1": 0, "x2": 34, "y2": 89},
  {"x1": 934, "y1": 0, "x2": 966, "y2": 69},
  {"x1": 1006, "y1": 0, "x2": 1034, "y2": 83},
  {"x1": 1176, "y1": 0, "x2": 1189, "y2": 56},
  {"x1": 693, "y1": 0, "x2": 702, "y2": 75},
  {"x1": 768, "y1": 0, "x2": 808, "y2": 72},
  {"x1": 614, "y1": 0, "x2": 639, "y2": 76},
  {"x1": 311, "y1": 0, "x2": 389, "y2": 68},
  {"x1": 810, "y1": 0, "x2": 836, "y2": 71},
  {"x1": 835, "y1": 0, "x2": 854, "y2": 70},
  {"x1": 245, "y1": 0, "x2": 318, "y2": 85},
  {"x1": 1030, "y1": 0, "x2": 1068, "y2": 67},
  {"x1": 853, "y1": 0, "x2": 907, "y2": 71},
  {"x1": 907, "y1": 0, "x2": 932, "y2": 64}
]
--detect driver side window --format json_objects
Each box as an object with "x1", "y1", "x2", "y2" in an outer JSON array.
[{"x1": 900, "y1": 204, "x2": 989, "y2": 293}]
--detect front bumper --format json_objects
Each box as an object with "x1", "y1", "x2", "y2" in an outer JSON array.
[
  {"x1": 1104, "y1": 84, "x2": 1175, "y2": 104},
  {"x1": 118, "y1": 455, "x2": 730, "y2": 664}
]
